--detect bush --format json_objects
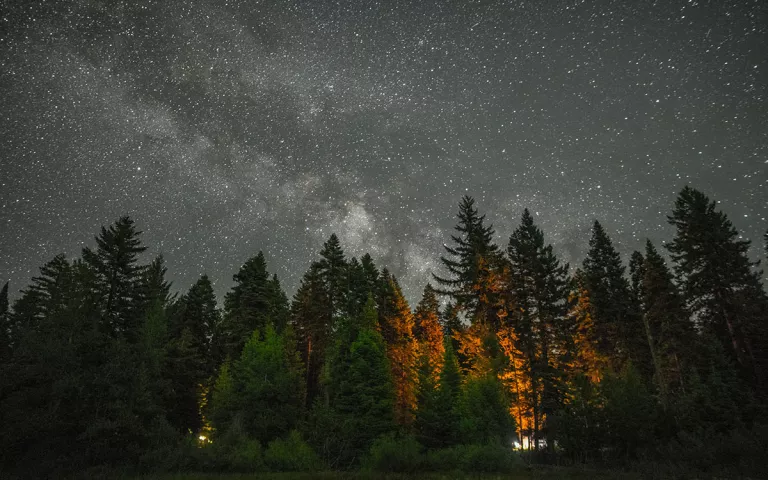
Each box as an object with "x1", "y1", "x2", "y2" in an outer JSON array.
[
  {"x1": 224, "y1": 437, "x2": 264, "y2": 472},
  {"x1": 264, "y1": 430, "x2": 324, "y2": 472},
  {"x1": 362, "y1": 434, "x2": 424, "y2": 473},
  {"x1": 460, "y1": 443, "x2": 522, "y2": 473},
  {"x1": 423, "y1": 444, "x2": 522, "y2": 473}
]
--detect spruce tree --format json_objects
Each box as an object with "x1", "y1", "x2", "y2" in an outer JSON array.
[
  {"x1": 582, "y1": 221, "x2": 645, "y2": 373},
  {"x1": 433, "y1": 196, "x2": 501, "y2": 318},
  {"x1": 290, "y1": 264, "x2": 333, "y2": 407},
  {"x1": 413, "y1": 284, "x2": 445, "y2": 379},
  {"x1": 667, "y1": 186, "x2": 768, "y2": 388},
  {"x1": 324, "y1": 296, "x2": 394, "y2": 467},
  {"x1": 640, "y1": 241, "x2": 695, "y2": 403},
  {"x1": 82, "y1": 216, "x2": 147, "y2": 341},
  {"x1": 219, "y1": 252, "x2": 287, "y2": 359},
  {"x1": 506, "y1": 209, "x2": 570, "y2": 451},
  {"x1": 166, "y1": 275, "x2": 219, "y2": 435},
  {"x1": 316, "y1": 234, "x2": 348, "y2": 317},
  {"x1": 378, "y1": 274, "x2": 417, "y2": 425},
  {"x1": 210, "y1": 326, "x2": 304, "y2": 444},
  {"x1": 0, "y1": 281, "x2": 9, "y2": 359}
]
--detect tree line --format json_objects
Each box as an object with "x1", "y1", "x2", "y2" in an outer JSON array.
[{"x1": 1, "y1": 185, "x2": 767, "y2": 477}]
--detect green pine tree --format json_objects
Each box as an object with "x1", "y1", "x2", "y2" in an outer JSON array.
[
  {"x1": 582, "y1": 221, "x2": 645, "y2": 373},
  {"x1": 667, "y1": 186, "x2": 768, "y2": 389},
  {"x1": 433, "y1": 196, "x2": 501, "y2": 318}
]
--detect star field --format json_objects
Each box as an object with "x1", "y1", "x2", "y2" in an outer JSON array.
[{"x1": 1, "y1": 0, "x2": 766, "y2": 303}]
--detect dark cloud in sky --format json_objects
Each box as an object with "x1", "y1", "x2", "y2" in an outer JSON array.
[{"x1": 2, "y1": 0, "x2": 766, "y2": 304}]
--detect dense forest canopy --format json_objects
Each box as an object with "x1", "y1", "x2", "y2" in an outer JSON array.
[{"x1": 1, "y1": 186, "x2": 767, "y2": 477}]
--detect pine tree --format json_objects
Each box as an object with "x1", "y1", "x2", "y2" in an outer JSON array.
[
  {"x1": 564, "y1": 270, "x2": 605, "y2": 382},
  {"x1": 316, "y1": 234, "x2": 348, "y2": 317},
  {"x1": 166, "y1": 275, "x2": 219, "y2": 435},
  {"x1": 210, "y1": 326, "x2": 304, "y2": 443},
  {"x1": 324, "y1": 296, "x2": 394, "y2": 467},
  {"x1": 667, "y1": 186, "x2": 768, "y2": 388},
  {"x1": 582, "y1": 221, "x2": 645, "y2": 372},
  {"x1": 459, "y1": 374, "x2": 514, "y2": 445},
  {"x1": 219, "y1": 252, "x2": 286, "y2": 359},
  {"x1": 82, "y1": 216, "x2": 147, "y2": 341},
  {"x1": 640, "y1": 241, "x2": 695, "y2": 404},
  {"x1": 0, "y1": 281, "x2": 9, "y2": 360},
  {"x1": 415, "y1": 339, "x2": 462, "y2": 447},
  {"x1": 413, "y1": 284, "x2": 445, "y2": 379},
  {"x1": 505, "y1": 209, "x2": 571, "y2": 452},
  {"x1": 433, "y1": 196, "x2": 501, "y2": 318},
  {"x1": 378, "y1": 274, "x2": 417, "y2": 425},
  {"x1": 291, "y1": 264, "x2": 333, "y2": 408}
]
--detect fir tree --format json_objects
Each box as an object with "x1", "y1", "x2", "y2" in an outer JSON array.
[
  {"x1": 378, "y1": 274, "x2": 417, "y2": 425},
  {"x1": 291, "y1": 264, "x2": 333, "y2": 407},
  {"x1": 667, "y1": 186, "x2": 768, "y2": 388},
  {"x1": 505, "y1": 209, "x2": 571, "y2": 451},
  {"x1": 640, "y1": 241, "x2": 695, "y2": 403},
  {"x1": 582, "y1": 221, "x2": 645, "y2": 372},
  {"x1": 413, "y1": 284, "x2": 445, "y2": 379},
  {"x1": 220, "y1": 252, "x2": 287, "y2": 359},
  {"x1": 82, "y1": 216, "x2": 147, "y2": 341},
  {"x1": 0, "y1": 281, "x2": 9, "y2": 359},
  {"x1": 166, "y1": 275, "x2": 219, "y2": 435},
  {"x1": 316, "y1": 234, "x2": 348, "y2": 317},
  {"x1": 433, "y1": 196, "x2": 501, "y2": 318},
  {"x1": 210, "y1": 326, "x2": 304, "y2": 444}
]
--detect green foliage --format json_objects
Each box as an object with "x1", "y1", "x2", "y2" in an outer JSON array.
[
  {"x1": 218, "y1": 252, "x2": 288, "y2": 360},
  {"x1": 459, "y1": 374, "x2": 514, "y2": 445},
  {"x1": 210, "y1": 326, "x2": 304, "y2": 444},
  {"x1": 601, "y1": 364, "x2": 656, "y2": 459},
  {"x1": 415, "y1": 339, "x2": 462, "y2": 447},
  {"x1": 433, "y1": 195, "x2": 501, "y2": 313},
  {"x1": 362, "y1": 434, "x2": 424, "y2": 473},
  {"x1": 264, "y1": 430, "x2": 323, "y2": 472}
]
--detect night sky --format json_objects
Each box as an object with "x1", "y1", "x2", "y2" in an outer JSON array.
[{"x1": 1, "y1": 0, "x2": 766, "y2": 304}]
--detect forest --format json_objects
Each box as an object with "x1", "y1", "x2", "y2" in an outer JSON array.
[{"x1": 1, "y1": 185, "x2": 767, "y2": 479}]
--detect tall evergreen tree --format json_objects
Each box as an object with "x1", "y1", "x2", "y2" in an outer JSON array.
[
  {"x1": 219, "y1": 252, "x2": 287, "y2": 359},
  {"x1": 0, "y1": 281, "x2": 9, "y2": 359},
  {"x1": 378, "y1": 274, "x2": 417, "y2": 425},
  {"x1": 506, "y1": 209, "x2": 570, "y2": 452},
  {"x1": 582, "y1": 221, "x2": 645, "y2": 373},
  {"x1": 291, "y1": 264, "x2": 333, "y2": 407},
  {"x1": 415, "y1": 338, "x2": 462, "y2": 448},
  {"x1": 210, "y1": 326, "x2": 304, "y2": 444},
  {"x1": 316, "y1": 234, "x2": 348, "y2": 317},
  {"x1": 166, "y1": 275, "x2": 219, "y2": 435},
  {"x1": 639, "y1": 241, "x2": 695, "y2": 405},
  {"x1": 667, "y1": 186, "x2": 768, "y2": 388},
  {"x1": 323, "y1": 296, "x2": 394, "y2": 467},
  {"x1": 433, "y1": 196, "x2": 501, "y2": 318},
  {"x1": 413, "y1": 284, "x2": 445, "y2": 379},
  {"x1": 82, "y1": 216, "x2": 147, "y2": 341}
]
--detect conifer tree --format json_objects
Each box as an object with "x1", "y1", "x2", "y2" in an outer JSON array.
[
  {"x1": 640, "y1": 241, "x2": 695, "y2": 403},
  {"x1": 0, "y1": 281, "x2": 9, "y2": 359},
  {"x1": 82, "y1": 216, "x2": 147, "y2": 341},
  {"x1": 210, "y1": 326, "x2": 304, "y2": 444},
  {"x1": 219, "y1": 252, "x2": 287, "y2": 359},
  {"x1": 582, "y1": 221, "x2": 645, "y2": 373},
  {"x1": 378, "y1": 274, "x2": 417, "y2": 425},
  {"x1": 324, "y1": 296, "x2": 394, "y2": 466},
  {"x1": 667, "y1": 186, "x2": 768, "y2": 387},
  {"x1": 316, "y1": 234, "x2": 348, "y2": 317},
  {"x1": 166, "y1": 275, "x2": 219, "y2": 435},
  {"x1": 291, "y1": 264, "x2": 333, "y2": 407},
  {"x1": 434, "y1": 196, "x2": 501, "y2": 318},
  {"x1": 413, "y1": 284, "x2": 445, "y2": 379},
  {"x1": 415, "y1": 338, "x2": 462, "y2": 447},
  {"x1": 506, "y1": 209, "x2": 571, "y2": 452}
]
